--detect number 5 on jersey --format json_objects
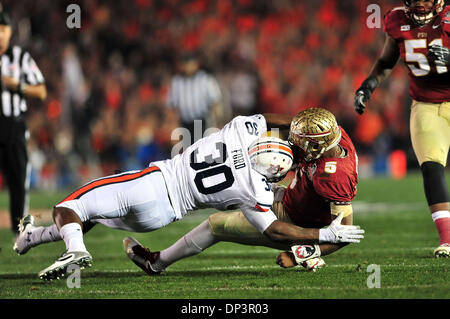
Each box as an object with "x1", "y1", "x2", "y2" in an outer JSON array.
[{"x1": 324, "y1": 161, "x2": 337, "y2": 174}]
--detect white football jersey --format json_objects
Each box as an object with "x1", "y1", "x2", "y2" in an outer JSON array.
[{"x1": 153, "y1": 115, "x2": 277, "y2": 233}]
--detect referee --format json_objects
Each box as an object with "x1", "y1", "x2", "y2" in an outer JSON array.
[
  {"x1": 166, "y1": 52, "x2": 223, "y2": 145},
  {"x1": 0, "y1": 9, "x2": 46, "y2": 235}
]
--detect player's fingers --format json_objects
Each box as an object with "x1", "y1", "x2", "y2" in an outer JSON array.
[
  {"x1": 358, "y1": 94, "x2": 367, "y2": 104},
  {"x1": 341, "y1": 225, "x2": 361, "y2": 230},
  {"x1": 354, "y1": 94, "x2": 366, "y2": 106},
  {"x1": 349, "y1": 233, "x2": 365, "y2": 238},
  {"x1": 350, "y1": 228, "x2": 365, "y2": 233},
  {"x1": 344, "y1": 238, "x2": 360, "y2": 243},
  {"x1": 275, "y1": 254, "x2": 282, "y2": 264}
]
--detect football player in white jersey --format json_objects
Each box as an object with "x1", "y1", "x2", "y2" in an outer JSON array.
[{"x1": 14, "y1": 114, "x2": 364, "y2": 280}]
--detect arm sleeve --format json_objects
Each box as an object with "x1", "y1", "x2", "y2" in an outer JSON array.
[
  {"x1": 241, "y1": 168, "x2": 276, "y2": 233},
  {"x1": 241, "y1": 206, "x2": 278, "y2": 233},
  {"x1": 21, "y1": 52, "x2": 45, "y2": 85}
]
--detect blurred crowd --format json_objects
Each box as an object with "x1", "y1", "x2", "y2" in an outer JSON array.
[{"x1": 0, "y1": 0, "x2": 417, "y2": 190}]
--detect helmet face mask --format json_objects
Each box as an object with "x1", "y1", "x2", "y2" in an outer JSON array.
[
  {"x1": 288, "y1": 108, "x2": 342, "y2": 162},
  {"x1": 293, "y1": 136, "x2": 326, "y2": 162},
  {"x1": 248, "y1": 137, "x2": 294, "y2": 182},
  {"x1": 404, "y1": 0, "x2": 444, "y2": 25}
]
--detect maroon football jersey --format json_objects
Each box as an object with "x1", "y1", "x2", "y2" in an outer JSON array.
[
  {"x1": 383, "y1": 6, "x2": 450, "y2": 103},
  {"x1": 282, "y1": 127, "x2": 358, "y2": 228}
]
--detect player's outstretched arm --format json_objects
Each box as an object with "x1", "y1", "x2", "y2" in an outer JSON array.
[
  {"x1": 262, "y1": 113, "x2": 293, "y2": 131},
  {"x1": 263, "y1": 212, "x2": 364, "y2": 245},
  {"x1": 354, "y1": 35, "x2": 399, "y2": 115}
]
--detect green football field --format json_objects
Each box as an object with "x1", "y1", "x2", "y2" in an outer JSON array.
[{"x1": 0, "y1": 173, "x2": 449, "y2": 300}]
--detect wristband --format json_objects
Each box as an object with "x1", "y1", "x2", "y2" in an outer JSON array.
[{"x1": 359, "y1": 76, "x2": 379, "y2": 93}]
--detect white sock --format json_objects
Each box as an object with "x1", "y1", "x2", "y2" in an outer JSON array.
[
  {"x1": 155, "y1": 220, "x2": 218, "y2": 271},
  {"x1": 59, "y1": 223, "x2": 88, "y2": 253},
  {"x1": 31, "y1": 224, "x2": 62, "y2": 246}
]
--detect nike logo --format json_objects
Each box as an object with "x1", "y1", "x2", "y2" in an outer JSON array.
[
  {"x1": 58, "y1": 254, "x2": 74, "y2": 262},
  {"x1": 432, "y1": 24, "x2": 440, "y2": 29}
]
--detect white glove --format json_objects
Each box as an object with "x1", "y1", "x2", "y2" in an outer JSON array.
[
  {"x1": 318, "y1": 212, "x2": 365, "y2": 244},
  {"x1": 300, "y1": 257, "x2": 326, "y2": 272}
]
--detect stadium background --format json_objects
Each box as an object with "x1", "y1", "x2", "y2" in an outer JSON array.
[
  {"x1": 1, "y1": 0, "x2": 450, "y2": 300},
  {"x1": 0, "y1": 0, "x2": 447, "y2": 192}
]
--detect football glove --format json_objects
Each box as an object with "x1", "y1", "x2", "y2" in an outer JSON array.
[
  {"x1": 427, "y1": 44, "x2": 450, "y2": 66},
  {"x1": 319, "y1": 212, "x2": 365, "y2": 244},
  {"x1": 300, "y1": 257, "x2": 326, "y2": 272},
  {"x1": 354, "y1": 76, "x2": 378, "y2": 115},
  {"x1": 275, "y1": 252, "x2": 326, "y2": 272},
  {"x1": 291, "y1": 244, "x2": 321, "y2": 264}
]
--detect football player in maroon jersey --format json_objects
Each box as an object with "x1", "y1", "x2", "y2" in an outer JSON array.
[
  {"x1": 354, "y1": 0, "x2": 450, "y2": 257},
  {"x1": 123, "y1": 108, "x2": 359, "y2": 273}
]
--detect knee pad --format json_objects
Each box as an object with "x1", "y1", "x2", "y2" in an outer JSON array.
[{"x1": 421, "y1": 161, "x2": 450, "y2": 206}]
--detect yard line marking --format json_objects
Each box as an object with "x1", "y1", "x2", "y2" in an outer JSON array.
[{"x1": 352, "y1": 201, "x2": 426, "y2": 214}]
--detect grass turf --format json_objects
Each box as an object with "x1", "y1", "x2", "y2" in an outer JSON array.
[{"x1": 0, "y1": 173, "x2": 449, "y2": 299}]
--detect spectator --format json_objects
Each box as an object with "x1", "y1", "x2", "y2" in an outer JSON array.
[
  {"x1": 0, "y1": 0, "x2": 420, "y2": 190},
  {"x1": 166, "y1": 52, "x2": 224, "y2": 147}
]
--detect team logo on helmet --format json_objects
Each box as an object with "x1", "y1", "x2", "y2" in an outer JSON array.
[{"x1": 248, "y1": 137, "x2": 293, "y2": 182}]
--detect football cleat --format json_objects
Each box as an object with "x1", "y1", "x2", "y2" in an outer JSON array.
[
  {"x1": 13, "y1": 215, "x2": 36, "y2": 255},
  {"x1": 433, "y1": 243, "x2": 450, "y2": 258},
  {"x1": 123, "y1": 237, "x2": 162, "y2": 275},
  {"x1": 38, "y1": 251, "x2": 92, "y2": 281}
]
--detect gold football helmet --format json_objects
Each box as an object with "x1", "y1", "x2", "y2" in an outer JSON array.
[{"x1": 288, "y1": 108, "x2": 342, "y2": 161}]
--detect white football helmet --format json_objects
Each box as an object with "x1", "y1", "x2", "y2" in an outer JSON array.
[{"x1": 248, "y1": 136, "x2": 294, "y2": 182}]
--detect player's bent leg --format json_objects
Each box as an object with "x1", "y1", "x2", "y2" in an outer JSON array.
[
  {"x1": 13, "y1": 217, "x2": 95, "y2": 256},
  {"x1": 124, "y1": 220, "x2": 218, "y2": 274},
  {"x1": 39, "y1": 207, "x2": 91, "y2": 281}
]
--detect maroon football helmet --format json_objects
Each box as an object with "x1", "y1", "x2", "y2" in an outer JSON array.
[{"x1": 404, "y1": 0, "x2": 444, "y2": 25}]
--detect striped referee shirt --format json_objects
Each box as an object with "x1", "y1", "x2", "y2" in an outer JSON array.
[
  {"x1": 166, "y1": 70, "x2": 222, "y2": 123},
  {"x1": 0, "y1": 45, "x2": 45, "y2": 118}
]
